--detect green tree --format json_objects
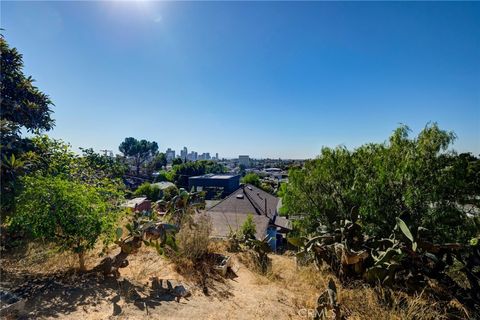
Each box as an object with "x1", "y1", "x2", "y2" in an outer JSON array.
[
  {"x1": 150, "y1": 152, "x2": 167, "y2": 171},
  {"x1": 172, "y1": 157, "x2": 183, "y2": 166},
  {"x1": 12, "y1": 175, "x2": 121, "y2": 271},
  {"x1": 241, "y1": 173, "x2": 261, "y2": 187},
  {"x1": 283, "y1": 124, "x2": 478, "y2": 243},
  {"x1": 119, "y1": 137, "x2": 158, "y2": 176},
  {"x1": 80, "y1": 147, "x2": 126, "y2": 179},
  {"x1": 133, "y1": 182, "x2": 162, "y2": 201},
  {"x1": 162, "y1": 185, "x2": 179, "y2": 201},
  {"x1": 0, "y1": 35, "x2": 55, "y2": 214}
]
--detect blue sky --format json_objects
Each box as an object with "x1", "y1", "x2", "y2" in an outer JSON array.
[{"x1": 2, "y1": 1, "x2": 479, "y2": 159}]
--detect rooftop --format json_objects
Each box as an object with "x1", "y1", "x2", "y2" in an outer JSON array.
[
  {"x1": 208, "y1": 184, "x2": 280, "y2": 219},
  {"x1": 200, "y1": 212, "x2": 270, "y2": 240},
  {"x1": 123, "y1": 197, "x2": 148, "y2": 208},
  {"x1": 189, "y1": 173, "x2": 240, "y2": 180},
  {"x1": 152, "y1": 181, "x2": 176, "y2": 189}
]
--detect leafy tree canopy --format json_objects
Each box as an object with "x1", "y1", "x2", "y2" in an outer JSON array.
[
  {"x1": 0, "y1": 35, "x2": 55, "y2": 214},
  {"x1": 149, "y1": 152, "x2": 167, "y2": 172},
  {"x1": 11, "y1": 175, "x2": 122, "y2": 270},
  {"x1": 119, "y1": 137, "x2": 158, "y2": 176},
  {"x1": 133, "y1": 182, "x2": 162, "y2": 201},
  {"x1": 172, "y1": 157, "x2": 183, "y2": 166},
  {"x1": 241, "y1": 173, "x2": 261, "y2": 187},
  {"x1": 282, "y1": 124, "x2": 479, "y2": 243},
  {"x1": 240, "y1": 214, "x2": 256, "y2": 240},
  {"x1": 0, "y1": 35, "x2": 54, "y2": 143}
]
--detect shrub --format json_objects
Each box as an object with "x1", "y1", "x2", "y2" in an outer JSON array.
[
  {"x1": 162, "y1": 185, "x2": 179, "y2": 201},
  {"x1": 240, "y1": 214, "x2": 256, "y2": 240},
  {"x1": 241, "y1": 173, "x2": 260, "y2": 187},
  {"x1": 11, "y1": 175, "x2": 121, "y2": 270},
  {"x1": 176, "y1": 214, "x2": 212, "y2": 262},
  {"x1": 282, "y1": 124, "x2": 479, "y2": 243},
  {"x1": 133, "y1": 182, "x2": 161, "y2": 201}
]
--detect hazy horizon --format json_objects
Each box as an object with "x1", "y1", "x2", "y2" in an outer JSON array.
[{"x1": 2, "y1": 1, "x2": 479, "y2": 159}]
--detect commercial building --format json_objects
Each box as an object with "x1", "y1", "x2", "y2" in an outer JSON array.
[{"x1": 188, "y1": 173, "x2": 240, "y2": 198}]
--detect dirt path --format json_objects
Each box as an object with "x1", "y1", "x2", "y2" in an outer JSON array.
[{"x1": 5, "y1": 249, "x2": 307, "y2": 320}]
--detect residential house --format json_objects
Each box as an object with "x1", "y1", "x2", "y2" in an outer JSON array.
[{"x1": 204, "y1": 184, "x2": 291, "y2": 251}]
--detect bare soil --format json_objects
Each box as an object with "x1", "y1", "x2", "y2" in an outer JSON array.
[{"x1": 1, "y1": 247, "x2": 305, "y2": 320}]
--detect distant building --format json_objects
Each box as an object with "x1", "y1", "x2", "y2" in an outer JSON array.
[
  {"x1": 198, "y1": 152, "x2": 211, "y2": 160},
  {"x1": 215, "y1": 153, "x2": 219, "y2": 160},
  {"x1": 188, "y1": 173, "x2": 240, "y2": 198},
  {"x1": 180, "y1": 147, "x2": 188, "y2": 161},
  {"x1": 239, "y1": 155, "x2": 250, "y2": 167},
  {"x1": 166, "y1": 148, "x2": 175, "y2": 163}
]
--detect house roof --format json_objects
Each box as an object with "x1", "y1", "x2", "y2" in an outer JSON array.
[
  {"x1": 123, "y1": 197, "x2": 148, "y2": 208},
  {"x1": 189, "y1": 173, "x2": 239, "y2": 180},
  {"x1": 152, "y1": 181, "x2": 176, "y2": 190},
  {"x1": 200, "y1": 212, "x2": 270, "y2": 240},
  {"x1": 208, "y1": 184, "x2": 280, "y2": 219},
  {"x1": 273, "y1": 216, "x2": 292, "y2": 231}
]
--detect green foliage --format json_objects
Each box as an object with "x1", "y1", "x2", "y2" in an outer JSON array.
[
  {"x1": 154, "y1": 170, "x2": 169, "y2": 182},
  {"x1": 260, "y1": 181, "x2": 274, "y2": 194},
  {"x1": 11, "y1": 175, "x2": 122, "y2": 270},
  {"x1": 162, "y1": 185, "x2": 179, "y2": 201},
  {"x1": 283, "y1": 124, "x2": 479, "y2": 243},
  {"x1": 132, "y1": 183, "x2": 179, "y2": 202},
  {"x1": 241, "y1": 173, "x2": 261, "y2": 187},
  {"x1": 240, "y1": 214, "x2": 257, "y2": 240},
  {"x1": 0, "y1": 35, "x2": 55, "y2": 215},
  {"x1": 150, "y1": 152, "x2": 167, "y2": 172},
  {"x1": 0, "y1": 35, "x2": 54, "y2": 138},
  {"x1": 133, "y1": 182, "x2": 162, "y2": 201},
  {"x1": 172, "y1": 157, "x2": 183, "y2": 165},
  {"x1": 119, "y1": 137, "x2": 158, "y2": 175},
  {"x1": 80, "y1": 147, "x2": 127, "y2": 179}
]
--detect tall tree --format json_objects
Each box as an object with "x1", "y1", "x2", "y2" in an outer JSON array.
[
  {"x1": 0, "y1": 34, "x2": 55, "y2": 214},
  {"x1": 283, "y1": 124, "x2": 479, "y2": 243},
  {"x1": 151, "y1": 152, "x2": 167, "y2": 171},
  {"x1": 118, "y1": 137, "x2": 158, "y2": 176}
]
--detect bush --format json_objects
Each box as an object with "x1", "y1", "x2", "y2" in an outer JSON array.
[
  {"x1": 11, "y1": 175, "x2": 121, "y2": 270},
  {"x1": 162, "y1": 185, "x2": 179, "y2": 201},
  {"x1": 176, "y1": 214, "x2": 212, "y2": 262},
  {"x1": 133, "y1": 182, "x2": 161, "y2": 201},
  {"x1": 240, "y1": 214, "x2": 256, "y2": 240},
  {"x1": 282, "y1": 124, "x2": 479, "y2": 243},
  {"x1": 241, "y1": 173, "x2": 260, "y2": 187}
]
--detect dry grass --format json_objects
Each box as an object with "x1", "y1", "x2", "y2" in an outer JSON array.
[
  {"x1": 176, "y1": 214, "x2": 212, "y2": 262},
  {"x1": 237, "y1": 250, "x2": 272, "y2": 275},
  {"x1": 1, "y1": 239, "x2": 471, "y2": 320},
  {"x1": 251, "y1": 254, "x2": 463, "y2": 320},
  {"x1": 0, "y1": 241, "x2": 102, "y2": 274}
]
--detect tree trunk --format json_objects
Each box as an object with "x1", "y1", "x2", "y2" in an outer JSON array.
[{"x1": 78, "y1": 251, "x2": 86, "y2": 271}]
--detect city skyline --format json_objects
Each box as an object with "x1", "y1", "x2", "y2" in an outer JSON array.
[{"x1": 2, "y1": 1, "x2": 479, "y2": 158}]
